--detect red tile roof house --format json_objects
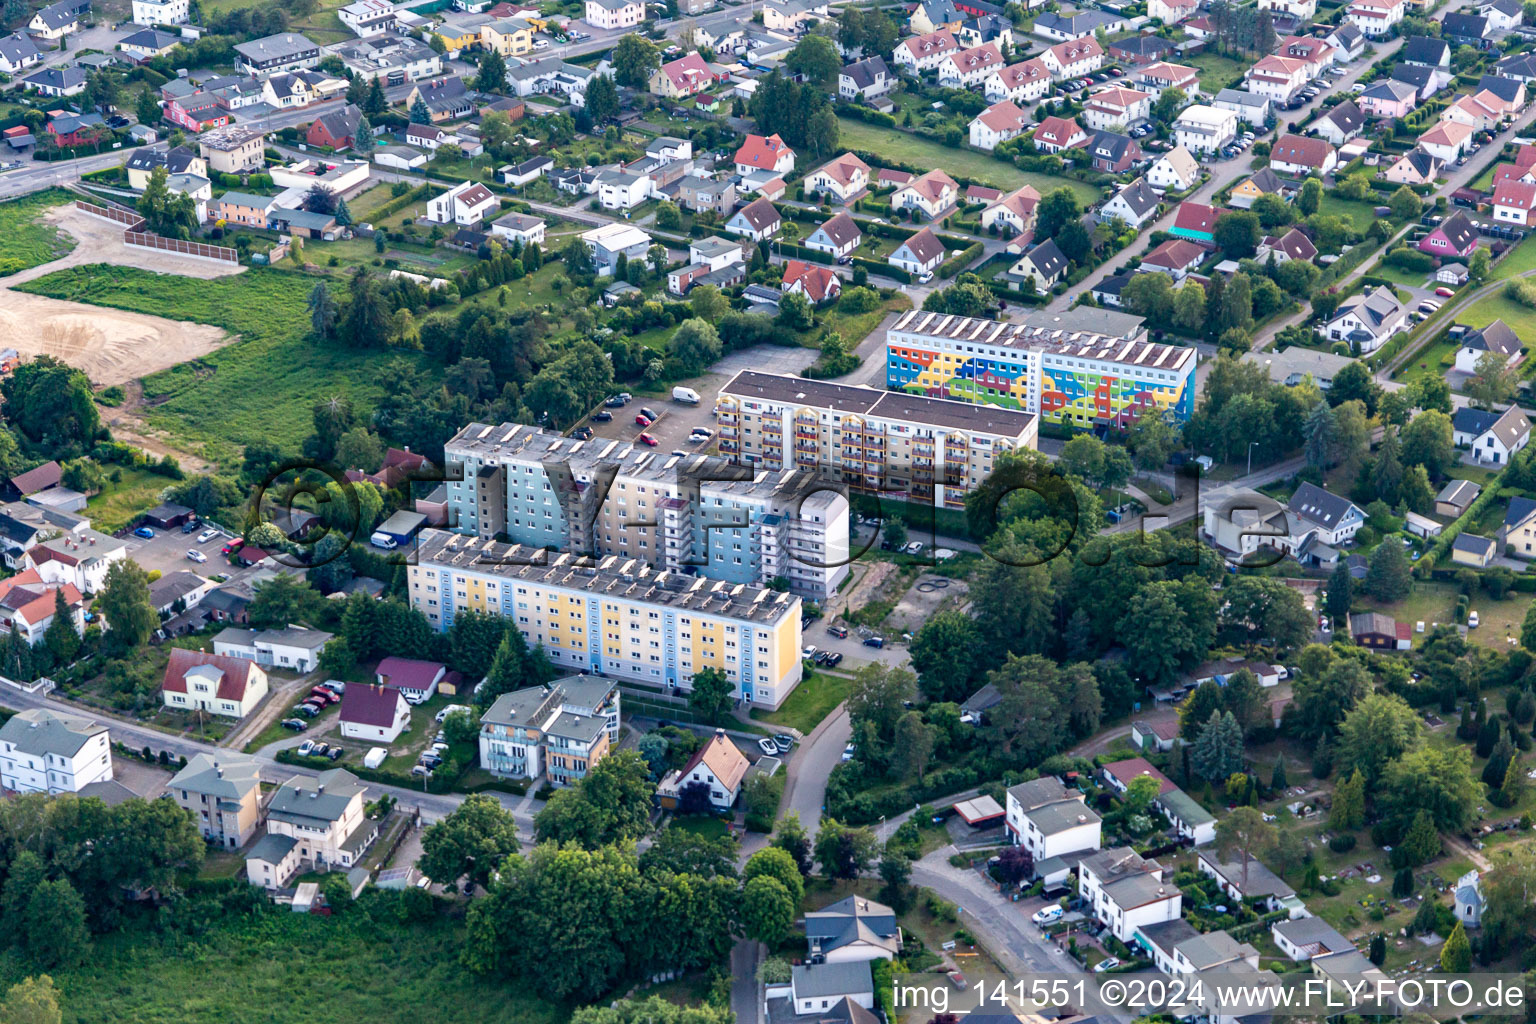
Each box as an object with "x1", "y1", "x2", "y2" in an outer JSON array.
[
  {"x1": 1139, "y1": 238, "x2": 1205, "y2": 279},
  {"x1": 1032, "y1": 115, "x2": 1088, "y2": 154},
  {"x1": 1099, "y1": 756, "x2": 1177, "y2": 795},
  {"x1": 306, "y1": 102, "x2": 362, "y2": 151},
  {"x1": 782, "y1": 259, "x2": 843, "y2": 304},
  {"x1": 1169, "y1": 201, "x2": 1218, "y2": 243},
  {"x1": 375, "y1": 656, "x2": 445, "y2": 704},
  {"x1": 0, "y1": 568, "x2": 81, "y2": 645},
  {"x1": 6, "y1": 461, "x2": 61, "y2": 500},
  {"x1": 1494, "y1": 179, "x2": 1536, "y2": 227},
  {"x1": 1268, "y1": 133, "x2": 1337, "y2": 177},
  {"x1": 1418, "y1": 211, "x2": 1479, "y2": 258},
  {"x1": 734, "y1": 132, "x2": 796, "y2": 175},
  {"x1": 339, "y1": 683, "x2": 412, "y2": 743},
  {"x1": 161, "y1": 648, "x2": 270, "y2": 719}
]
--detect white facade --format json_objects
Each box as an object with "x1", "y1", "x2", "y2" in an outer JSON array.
[
  {"x1": 584, "y1": 0, "x2": 643, "y2": 28},
  {"x1": 1173, "y1": 104, "x2": 1237, "y2": 153},
  {"x1": 132, "y1": 0, "x2": 188, "y2": 24},
  {"x1": 0, "y1": 709, "x2": 111, "y2": 796},
  {"x1": 426, "y1": 181, "x2": 499, "y2": 225},
  {"x1": 1147, "y1": 148, "x2": 1199, "y2": 190}
]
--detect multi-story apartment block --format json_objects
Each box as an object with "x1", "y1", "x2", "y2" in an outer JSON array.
[
  {"x1": 441, "y1": 423, "x2": 849, "y2": 602},
  {"x1": 169, "y1": 752, "x2": 264, "y2": 849},
  {"x1": 409, "y1": 530, "x2": 804, "y2": 708},
  {"x1": 478, "y1": 674, "x2": 620, "y2": 785},
  {"x1": 716, "y1": 371, "x2": 1037, "y2": 511},
  {"x1": 885, "y1": 309, "x2": 1197, "y2": 427},
  {"x1": 0, "y1": 708, "x2": 111, "y2": 795}
]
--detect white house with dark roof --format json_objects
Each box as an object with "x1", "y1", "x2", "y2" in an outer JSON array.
[
  {"x1": 1080, "y1": 847, "x2": 1182, "y2": 943},
  {"x1": 212, "y1": 624, "x2": 332, "y2": 672},
  {"x1": 426, "y1": 180, "x2": 498, "y2": 226},
  {"x1": 805, "y1": 212, "x2": 863, "y2": 258},
  {"x1": 839, "y1": 56, "x2": 892, "y2": 101},
  {"x1": 1199, "y1": 850, "x2": 1308, "y2": 918},
  {"x1": 1100, "y1": 177, "x2": 1160, "y2": 228},
  {"x1": 1273, "y1": 916, "x2": 1354, "y2": 962},
  {"x1": 725, "y1": 196, "x2": 782, "y2": 241},
  {"x1": 1318, "y1": 286, "x2": 1407, "y2": 352},
  {"x1": 791, "y1": 961, "x2": 875, "y2": 1017},
  {"x1": 0, "y1": 708, "x2": 111, "y2": 795},
  {"x1": 805, "y1": 895, "x2": 902, "y2": 963},
  {"x1": 1004, "y1": 775, "x2": 1102, "y2": 871},
  {"x1": 340, "y1": 683, "x2": 412, "y2": 742},
  {"x1": 889, "y1": 226, "x2": 946, "y2": 276},
  {"x1": 1454, "y1": 319, "x2": 1523, "y2": 373},
  {"x1": 1011, "y1": 239, "x2": 1067, "y2": 289},
  {"x1": 1453, "y1": 405, "x2": 1531, "y2": 464}
]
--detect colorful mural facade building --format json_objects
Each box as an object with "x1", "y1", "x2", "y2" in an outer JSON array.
[{"x1": 884, "y1": 309, "x2": 1197, "y2": 427}]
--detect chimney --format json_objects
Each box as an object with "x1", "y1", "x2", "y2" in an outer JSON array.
[{"x1": 715, "y1": 727, "x2": 725, "y2": 739}]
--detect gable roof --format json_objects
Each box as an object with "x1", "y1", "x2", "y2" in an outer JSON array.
[
  {"x1": 1271, "y1": 132, "x2": 1334, "y2": 168},
  {"x1": 975, "y1": 98, "x2": 1030, "y2": 132},
  {"x1": 678, "y1": 730, "x2": 750, "y2": 792},
  {"x1": 897, "y1": 226, "x2": 946, "y2": 264},
  {"x1": 1400, "y1": 35, "x2": 1450, "y2": 64},
  {"x1": 376, "y1": 656, "x2": 444, "y2": 691},
  {"x1": 1035, "y1": 114, "x2": 1084, "y2": 145},
  {"x1": 1142, "y1": 237, "x2": 1205, "y2": 270},
  {"x1": 897, "y1": 168, "x2": 958, "y2": 203},
  {"x1": 1463, "y1": 318, "x2": 1520, "y2": 358},
  {"x1": 783, "y1": 259, "x2": 841, "y2": 302},
  {"x1": 815, "y1": 152, "x2": 870, "y2": 186},
  {"x1": 1156, "y1": 145, "x2": 1200, "y2": 183},
  {"x1": 1320, "y1": 100, "x2": 1365, "y2": 135},
  {"x1": 1172, "y1": 201, "x2": 1217, "y2": 234},
  {"x1": 840, "y1": 55, "x2": 890, "y2": 90},
  {"x1": 1392, "y1": 147, "x2": 1441, "y2": 180},
  {"x1": 1444, "y1": 11, "x2": 1490, "y2": 35},
  {"x1": 731, "y1": 196, "x2": 781, "y2": 230},
  {"x1": 1363, "y1": 79, "x2": 1418, "y2": 103},
  {"x1": 1420, "y1": 120, "x2": 1473, "y2": 148},
  {"x1": 1023, "y1": 238, "x2": 1067, "y2": 278},
  {"x1": 1453, "y1": 532, "x2": 1497, "y2": 558},
  {"x1": 162, "y1": 648, "x2": 260, "y2": 702},
  {"x1": 1101, "y1": 756, "x2": 1176, "y2": 794},
  {"x1": 9, "y1": 461, "x2": 60, "y2": 496},
  {"x1": 340, "y1": 683, "x2": 407, "y2": 727},
  {"x1": 813, "y1": 211, "x2": 862, "y2": 248},
  {"x1": 1333, "y1": 285, "x2": 1403, "y2": 335},
  {"x1": 1264, "y1": 226, "x2": 1318, "y2": 261},
  {"x1": 170, "y1": 752, "x2": 264, "y2": 800},
  {"x1": 1111, "y1": 177, "x2": 1159, "y2": 218},
  {"x1": 1046, "y1": 34, "x2": 1104, "y2": 66},
  {"x1": 1288, "y1": 481, "x2": 1361, "y2": 529},
  {"x1": 735, "y1": 132, "x2": 793, "y2": 169},
  {"x1": 1478, "y1": 74, "x2": 1525, "y2": 103}
]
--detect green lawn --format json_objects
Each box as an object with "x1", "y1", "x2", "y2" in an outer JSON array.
[
  {"x1": 835, "y1": 118, "x2": 1102, "y2": 204},
  {"x1": 84, "y1": 467, "x2": 173, "y2": 533},
  {"x1": 749, "y1": 669, "x2": 850, "y2": 734},
  {"x1": 0, "y1": 187, "x2": 76, "y2": 276},
  {"x1": 1465, "y1": 290, "x2": 1536, "y2": 349},
  {"x1": 16, "y1": 265, "x2": 441, "y2": 461},
  {"x1": 1494, "y1": 235, "x2": 1536, "y2": 280},
  {"x1": 1186, "y1": 51, "x2": 1251, "y2": 94},
  {"x1": 0, "y1": 896, "x2": 566, "y2": 1024},
  {"x1": 1396, "y1": 337, "x2": 1458, "y2": 388},
  {"x1": 1318, "y1": 194, "x2": 1385, "y2": 233},
  {"x1": 1366, "y1": 259, "x2": 1431, "y2": 291}
]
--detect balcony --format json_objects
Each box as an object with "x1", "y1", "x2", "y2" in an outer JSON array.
[{"x1": 717, "y1": 412, "x2": 739, "y2": 424}]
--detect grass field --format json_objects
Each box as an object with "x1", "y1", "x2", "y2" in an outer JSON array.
[
  {"x1": 1186, "y1": 51, "x2": 1251, "y2": 94},
  {"x1": 1318, "y1": 194, "x2": 1386, "y2": 233},
  {"x1": 834, "y1": 118, "x2": 1102, "y2": 204},
  {"x1": 1465, "y1": 289, "x2": 1536, "y2": 345},
  {"x1": 0, "y1": 187, "x2": 76, "y2": 276},
  {"x1": 16, "y1": 265, "x2": 440, "y2": 460},
  {"x1": 1395, "y1": 337, "x2": 1458, "y2": 388},
  {"x1": 1494, "y1": 235, "x2": 1536, "y2": 280},
  {"x1": 85, "y1": 467, "x2": 173, "y2": 532},
  {"x1": 0, "y1": 898, "x2": 567, "y2": 1024},
  {"x1": 750, "y1": 669, "x2": 851, "y2": 734}
]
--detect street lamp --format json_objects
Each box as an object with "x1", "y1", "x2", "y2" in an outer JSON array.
[{"x1": 1248, "y1": 440, "x2": 1258, "y2": 476}]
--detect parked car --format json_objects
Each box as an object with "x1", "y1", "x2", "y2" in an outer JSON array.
[
  {"x1": 825, "y1": 652, "x2": 843, "y2": 668},
  {"x1": 197, "y1": 528, "x2": 218, "y2": 543},
  {"x1": 802, "y1": 645, "x2": 817, "y2": 659},
  {"x1": 1435, "y1": 286, "x2": 1456, "y2": 298},
  {"x1": 1094, "y1": 957, "x2": 1121, "y2": 973},
  {"x1": 1469, "y1": 610, "x2": 1481, "y2": 628},
  {"x1": 310, "y1": 686, "x2": 338, "y2": 704},
  {"x1": 327, "y1": 747, "x2": 344, "y2": 760},
  {"x1": 186, "y1": 549, "x2": 207, "y2": 563},
  {"x1": 297, "y1": 740, "x2": 315, "y2": 756},
  {"x1": 640, "y1": 406, "x2": 660, "y2": 420},
  {"x1": 904, "y1": 541, "x2": 925, "y2": 555},
  {"x1": 592, "y1": 410, "x2": 613, "y2": 422},
  {"x1": 281, "y1": 718, "x2": 308, "y2": 731},
  {"x1": 773, "y1": 734, "x2": 794, "y2": 751},
  {"x1": 221, "y1": 540, "x2": 242, "y2": 555},
  {"x1": 635, "y1": 414, "x2": 652, "y2": 427},
  {"x1": 827, "y1": 624, "x2": 848, "y2": 638},
  {"x1": 572, "y1": 426, "x2": 594, "y2": 440},
  {"x1": 841, "y1": 743, "x2": 856, "y2": 761},
  {"x1": 133, "y1": 526, "x2": 155, "y2": 539},
  {"x1": 1032, "y1": 906, "x2": 1064, "y2": 925},
  {"x1": 638, "y1": 433, "x2": 658, "y2": 446},
  {"x1": 758, "y1": 737, "x2": 778, "y2": 754},
  {"x1": 411, "y1": 765, "x2": 433, "y2": 778},
  {"x1": 605, "y1": 394, "x2": 631, "y2": 407},
  {"x1": 863, "y1": 636, "x2": 885, "y2": 648},
  {"x1": 312, "y1": 743, "x2": 329, "y2": 757},
  {"x1": 181, "y1": 520, "x2": 199, "y2": 534},
  {"x1": 689, "y1": 428, "x2": 713, "y2": 442}
]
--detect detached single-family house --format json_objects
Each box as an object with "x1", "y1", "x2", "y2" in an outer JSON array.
[
  {"x1": 1454, "y1": 318, "x2": 1522, "y2": 373},
  {"x1": 1351, "y1": 611, "x2": 1412, "y2": 650},
  {"x1": 649, "y1": 51, "x2": 715, "y2": 98},
  {"x1": 790, "y1": 962, "x2": 875, "y2": 1018},
  {"x1": 1452, "y1": 404, "x2": 1531, "y2": 464},
  {"x1": 1032, "y1": 115, "x2": 1088, "y2": 154},
  {"x1": 891, "y1": 168, "x2": 958, "y2": 219},
  {"x1": 0, "y1": 708, "x2": 110, "y2": 796},
  {"x1": 211, "y1": 625, "x2": 332, "y2": 672},
  {"x1": 781, "y1": 259, "x2": 843, "y2": 304},
  {"x1": 805, "y1": 212, "x2": 862, "y2": 259},
  {"x1": 734, "y1": 132, "x2": 795, "y2": 175},
  {"x1": 1494, "y1": 179, "x2": 1536, "y2": 226},
  {"x1": 1170, "y1": 201, "x2": 1217, "y2": 243},
  {"x1": 584, "y1": 0, "x2": 643, "y2": 29},
  {"x1": 1080, "y1": 847, "x2": 1182, "y2": 944},
  {"x1": 1347, "y1": 0, "x2": 1404, "y2": 36},
  {"x1": 1084, "y1": 130, "x2": 1143, "y2": 173},
  {"x1": 1199, "y1": 851, "x2": 1306, "y2": 918},
  {"x1": 1500, "y1": 496, "x2": 1536, "y2": 557},
  {"x1": 1148, "y1": 145, "x2": 1200, "y2": 191},
  {"x1": 1420, "y1": 210, "x2": 1480, "y2": 259},
  {"x1": 1140, "y1": 238, "x2": 1205, "y2": 279},
  {"x1": 376, "y1": 657, "x2": 445, "y2": 704},
  {"x1": 1383, "y1": 147, "x2": 1442, "y2": 185},
  {"x1": 28, "y1": 0, "x2": 85, "y2": 40},
  {"x1": 426, "y1": 181, "x2": 498, "y2": 226},
  {"x1": 889, "y1": 226, "x2": 947, "y2": 276},
  {"x1": 1359, "y1": 79, "x2": 1418, "y2": 119},
  {"x1": 985, "y1": 58, "x2": 1052, "y2": 103},
  {"x1": 0, "y1": 568, "x2": 82, "y2": 646},
  {"x1": 657, "y1": 729, "x2": 750, "y2": 810},
  {"x1": 805, "y1": 895, "x2": 902, "y2": 962},
  {"x1": 161, "y1": 648, "x2": 269, "y2": 719},
  {"x1": 807, "y1": 152, "x2": 871, "y2": 202},
  {"x1": 1229, "y1": 167, "x2": 1286, "y2": 208},
  {"x1": 1082, "y1": 86, "x2": 1152, "y2": 131},
  {"x1": 1173, "y1": 104, "x2": 1237, "y2": 154},
  {"x1": 1012, "y1": 239, "x2": 1067, "y2": 289},
  {"x1": 1273, "y1": 917, "x2": 1354, "y2": 963},
  {"x1": 1136, "y1": 60, "x2": 1200, "y2": 101},
  {"x1": 969, "y1": 99, "x2": 1031, "y2": 150},
  {"x1": 1100, "y1": 177, "x2": 1160, "y2": 229},
  {"x1": 1314, "y1": 100, "x2": 1366, "y2": 145},
  {"x1": 980, "y1": 184, "x2": 1040, "y2": 236},
  {"x1": 839, "y1": 56, "x2": 893, "y2": 101},
  {"x1": 1317, "y1": 286, "x2": 1407, "y2": 352},
  {"x1": 1245, "y1": 55, "x2": 1311, "y2": 104},
  {"x1": 1418, "y1": 119, "x2": 1475, "y2": 164},
  {"x1": 339, "y1": 683, "x2": 412, "y2": 743},
  {"x1": 725, "y1": 197, "x2": 782, "y2": 241},
  {"x1": 1444, "y1": 11, "x2": 1495, "y2": 48},
  {"x1": 1255, "y1": 227, "x2": 1318, "y2": 263},
  {"x1": 1270, "y1": 133, "x2": 1336, "y2": 176}
]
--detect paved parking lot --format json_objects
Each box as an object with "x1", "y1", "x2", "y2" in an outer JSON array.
[{"x1": 121, "y1": 521, "x2": 239, "y2": 579}]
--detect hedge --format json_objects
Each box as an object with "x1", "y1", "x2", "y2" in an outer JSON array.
[
  {"x1": 836, "y1": 102, "x2": 898, "y2": 128},
  {"x1": 774, "y1": 240, "x2": 835, "y2": 265},
  {"x1": 855, "y1": 255, "x2": 908, "y2": 282},
  {"x1": 372, "y1": 183, "x2": 433, "y2": 221},
  {"x1": 938, "y1": 241, "x2": 984, "y2": 278}
]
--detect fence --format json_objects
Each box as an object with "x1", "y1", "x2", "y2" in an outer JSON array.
[
  {"x1": 74, "y1": 198, "x2": 145, "y2": 229},
  {"x1": 124, "y1": 231, "x2": 239, "y2": 264}
]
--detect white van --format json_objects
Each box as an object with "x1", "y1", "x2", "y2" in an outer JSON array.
[
  {"x1": 370, "y1": 532, "x2": 398, "y2": 550},
  {"x1": 672, "y1": 386, "x2": 701, "y2": 404}
]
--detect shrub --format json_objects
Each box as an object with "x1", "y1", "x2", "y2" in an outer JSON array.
[{"x1": 1329, "y1": 833, "x2": 1357, "y2": 853}]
